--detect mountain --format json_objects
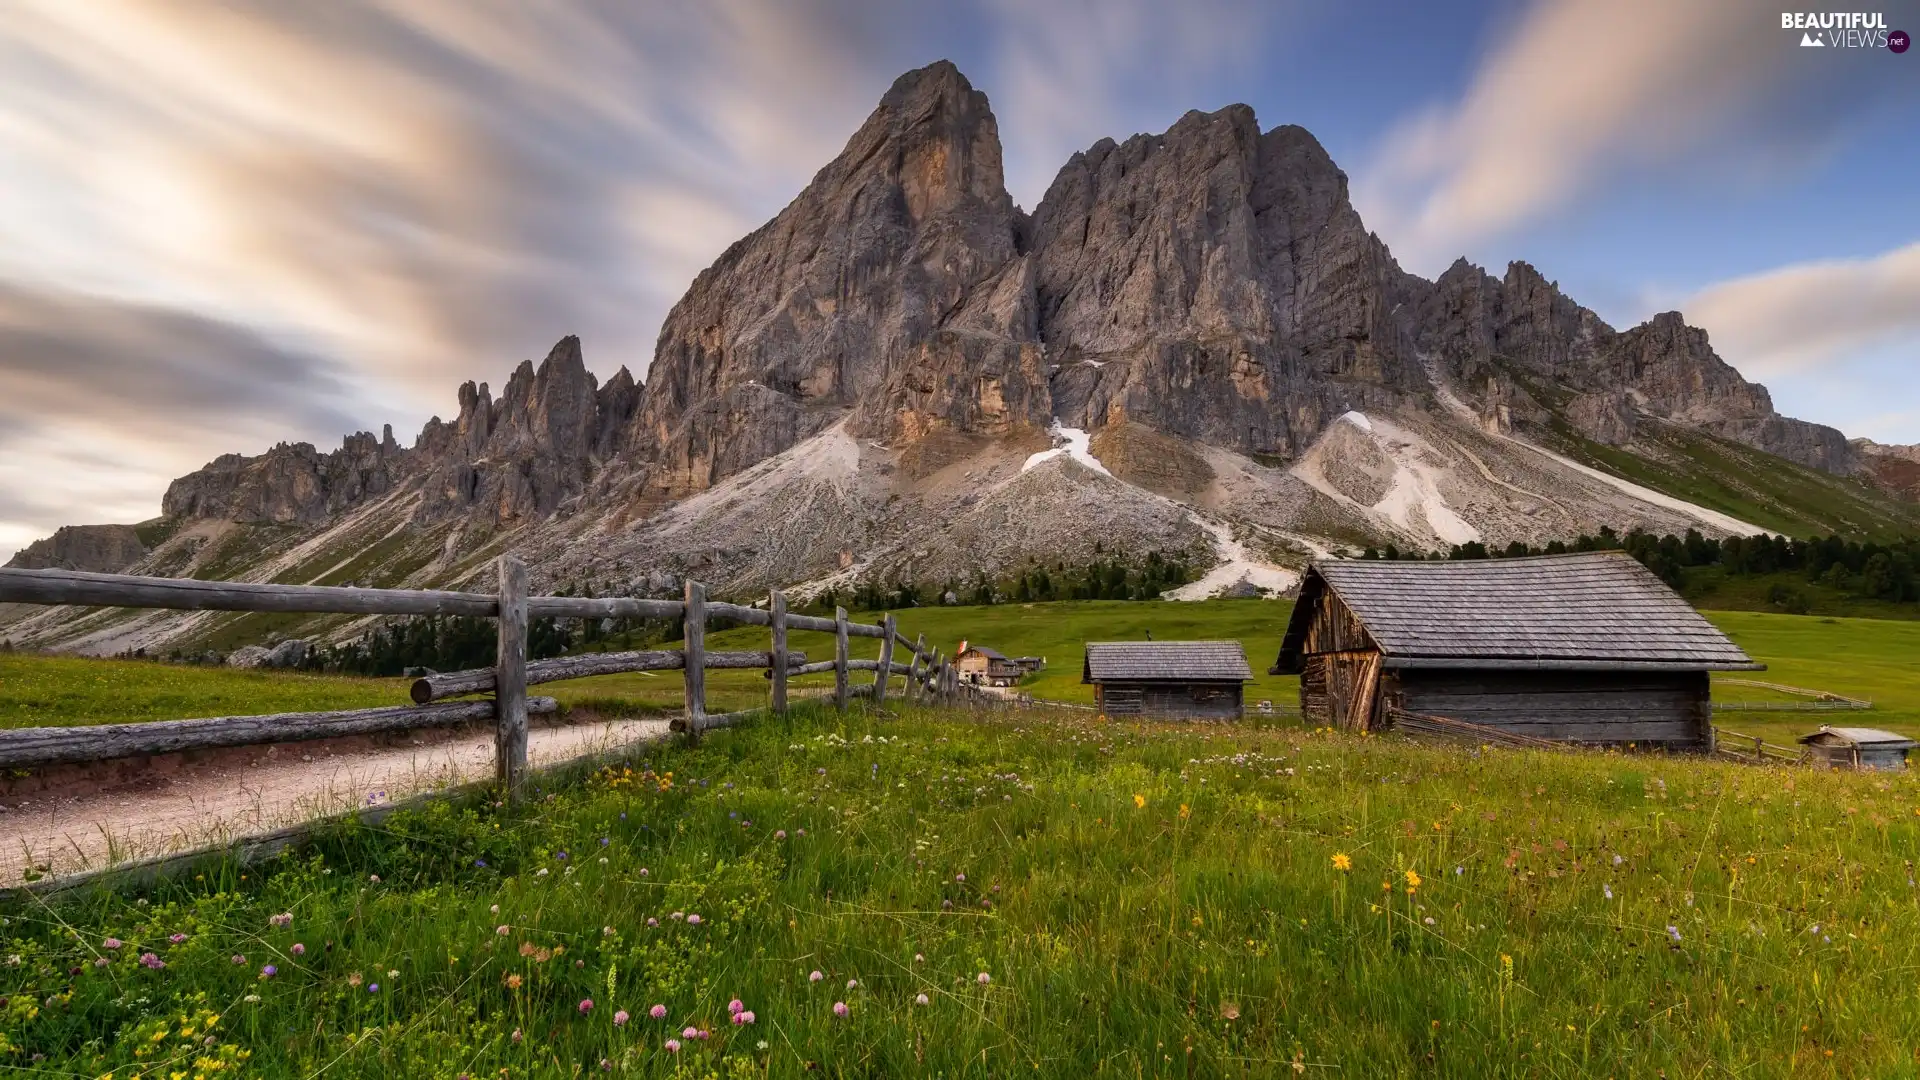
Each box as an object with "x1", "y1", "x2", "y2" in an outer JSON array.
[{"x1": 8, "y1": 61, "x2": 1918, "y2": 654}]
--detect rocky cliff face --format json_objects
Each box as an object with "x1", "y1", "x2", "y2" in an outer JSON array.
[
  {"x1": 4, "y1": 524, "x2": 148, "y2": 573},
  {"x1": 16, "y1": 60, "x2": 1901, "y2": 592}
]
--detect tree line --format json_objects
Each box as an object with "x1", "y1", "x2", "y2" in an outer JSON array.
[{"x1": 1361, "y1": 528, "x2": 1920, "y2": 608}]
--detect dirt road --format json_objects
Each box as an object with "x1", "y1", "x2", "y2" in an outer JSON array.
[{"x1": 0, "y1": 715, "x2": 671, "y2": 885}]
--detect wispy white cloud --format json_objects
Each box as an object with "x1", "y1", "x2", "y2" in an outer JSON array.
[
  {"x1": 1679, "y1": 240, "x2": 1920, "y2": 381},
  {"x1": 982, "y1": 0, "x2": 1291, "y2": 207},
  {"x1": 1352, "y1": 0, "x2": 1903, "y2": 274}
]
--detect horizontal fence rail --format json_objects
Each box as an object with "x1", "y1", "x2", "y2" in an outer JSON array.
[{"x1": 0, "y1": 560, "x2": 991, "y2": 799}]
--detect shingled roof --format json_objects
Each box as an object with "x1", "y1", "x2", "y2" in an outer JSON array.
[
  {"x1": 1271, "y1": 552, "x2": 1763, "y2": 673},
  {"x1": 1083, "y1": 641, "x2": 1253, "y2": 683}
]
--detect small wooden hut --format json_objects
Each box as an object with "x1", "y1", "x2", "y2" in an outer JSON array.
[
  {"x1": 1799, "y1": 726, "x2": 1916, "y2": 771},
  {"x1": 1082, "y1": 641, "x2": 1252, "y2": 719},
  {"x1": 956, "y1": 643, "x2": 1023, "y2": 687},
  {"x1": 1270, "y1": 553, "x2": 1763, "y2": 748}
]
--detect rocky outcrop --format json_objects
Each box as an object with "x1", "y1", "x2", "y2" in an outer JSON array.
[
  {"x1": 1855, "y1": 440, "x2": 1920, "y2": 501},
  {"x1": 1031, "y1": 110, "x2": 1420, "y2": 457},
  {"x1": 4, "y1": 524, "x2": 148, "y2": 573},
  {"x1": 627, "y1": 60, "x2": 1040, "y2": 500}
]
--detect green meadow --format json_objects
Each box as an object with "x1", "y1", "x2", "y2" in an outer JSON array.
[
  {"x1": 5, "y1": 702, "x2": 1920, "y2": 1077},
  {"x1": 5, "y1": 602, "x2": 1918, "y2": 752}
]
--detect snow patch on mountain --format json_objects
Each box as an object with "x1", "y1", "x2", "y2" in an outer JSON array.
[
  {"x1": 1022, "y1": 420, "x2": 1110, "y2": 476},
  {"x1": 1164, "y1": 514, "x2": 1301, "y2": 600}
]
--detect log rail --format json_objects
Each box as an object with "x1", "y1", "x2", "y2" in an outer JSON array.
[{"x1": 0, "y1": 564, "x2": 987, "y2": 799}]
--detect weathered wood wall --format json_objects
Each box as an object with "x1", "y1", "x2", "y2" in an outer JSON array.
[
  {"x1": 1093, "y1": 681, "x2": 1244, "y2": 720},
  {"x1": 1388, "y1": 669, "x2": 1711, "y2": 746}
]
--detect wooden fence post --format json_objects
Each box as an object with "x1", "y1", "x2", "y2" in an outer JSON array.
[
  {"x1": 874, "y1": 614, "x2": 895, "y2": 709},
  {"x1": 769, "y1": 589, "x2": 788, "y2": 716},
  {"x1": 494, "y1": 555, "x2": 529, "y2": 799},
  {"x1": 909, "y1": 633, "x2": 925, "y2": 703},
  {"x1": 833, "y1": 606, "x2": 850, "y2": 710},
  {"x1": 683, "y1": 580, "x2": 707, "y2": 739}
]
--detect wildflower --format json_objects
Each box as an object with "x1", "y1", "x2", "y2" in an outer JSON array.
[
  {"x1": 915, "y1": 993, "x2": 930, "y2": 1006},
  {"x1": 347, "y1": 973, "x2": 363, "y2": 987},
  {"x1": 671, "y1": 911, "x2": 684, "y2": 921},
  {"x1": 1331, "y1": 853, "x2": 1352, "y2": 872},
  {"x1": 955, "y1": 873, "x2": 966, "y2": 882},
  {"x1": 168, "y1": 933, "x2": 187, "y2": 944},
  {"x1": 775, "y1": 830, "x2": 787, "y2": 840},
  {"x1": 647, "y1": 918, "x2": 658, "y2": 927},
  {"x1": 809, "y1": 970, "x2": 823, "y2": 983},
  {"x1": 269, "y1": 913, "x2": 293, "y2": 928},
  {"x1": 1405, "y1": 869, "x2": 1422, "y2": 894},
  {"x1": 260, "y1": 965, "x2": 277, "y2": 979},
  {"x1": 1179, "y1": 804, "x2": 1191, "y2": 820},
  {"x1": 846, "y1": 979, "x2": 858, "y2": 990},
  {"x1": 729, "y1": 999, "x2": 744, "y2": 1015},
  {"x1": 474, "y1": 859, "x2": 487, "y2": 868},
  {"x1": 600, "y1": 837, "x2": 610, "y2": 846},
  {"x1": 603, "y1": 926, "x2": 616, "y2": 937},
  {"x1": 1666, "y1": 926, "x2": 1682, "y2": 943},
  {"x1": 977, "y1": 972, "x2": 991, "y2": 985},
  {"x1": 682, "y1": 1026, "x2": 699, "y2": 1039},
  {"x1": 369, "y1": 983, "x2": 380, "y2": 993},
  {"x1": 505, "y1": 974, "x2": 522, "y2": 989},
  {"x1": 290, "y1": 943, "x2": 306, "y2": 956},
  {"x1": 490, "y1": 904, "x2": 499, "y2": 913},
  {"x1": 243, "y1": 994, "x2": 261, "y2": 1003},
  {"x1": 104, "y1": 937, "x2": 122, "y2": 950},
  {"x1": 1133, "y1": 794, "x2": 1146, "y2": 809},
  {"x1": 1454, "y1": 866, "x2": 1464, "y2": 876},
  {"x1": 687, "y1": 914, "x2": 702, "y2": 926},
  {"x1": 1603, "y1": 884, "x2": 1613, "y2": 900},
  {"x1": 739, "y1": 1011, "x2": 755, "y2": 1024},
  {"x1": 230, "y1": 953, "x2": 246, "y2": 965},
  {"x1": 649, "y1": 1004, "x2": 667, "y2": 1019},
  {"x1": 664, "y1": 1039, "x2": 681, "y2": 1053},
  {"x1": 579, "y1": 999, "x2": 594, "y2": 1014},
  {"x1": 1612, "y1": 854, "x2": 1624, "y2": 866},
  {"x1": 832, "y1": 1001, "x2": 849, "y2": 1018},
  {"x1": 369, "y1": 874, "x2": 380, "y2": 883},
  {"x1": 613, "y1": 1009, "x2": 630, "y2": 1026},
  {"x1": 638, "y1": 868, "x2": 648, "y2": 876},
  {"x1": 139, "y1": 952, "x2": 165, "y2": 970},
  {"x1": 511, "y1": 1029, "x2": 522, "y2": 1043},
  {"x1": 93, "y1": 957, "x2": 109, "y2": 968}
]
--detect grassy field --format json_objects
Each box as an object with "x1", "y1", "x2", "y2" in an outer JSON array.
[
  {"x1": 5, "y1": 703, "x2": 1920, "y2": 1076},
  {"x1": 5, "y1": 602, "x2": 1918, "y2": 751}
]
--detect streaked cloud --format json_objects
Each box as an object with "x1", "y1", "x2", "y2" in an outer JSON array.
[
  {"x1": 1680, "y1": 240, "x2": 1920, "y2": 379},
  {"x1": 1353, "y1": 0, "x2": 1911, "y2": 274}
]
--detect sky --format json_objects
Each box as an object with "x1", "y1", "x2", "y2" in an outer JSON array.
[{"x1": 1, "y1": 0, "x2": 1916, "y2": 560}]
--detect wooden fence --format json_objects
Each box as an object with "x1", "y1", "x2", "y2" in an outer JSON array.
[{"x1": 0, "y1": 558, "x2": 984, "y2": 799}]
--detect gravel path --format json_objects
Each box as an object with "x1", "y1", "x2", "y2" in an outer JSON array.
[{"x1": 0, "y1": 716, "x2": 672, "y2": 885}]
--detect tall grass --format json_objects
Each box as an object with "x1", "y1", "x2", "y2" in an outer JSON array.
[{"x1": 4, "y1": 703, "x2": 1917, "y2": 1076}]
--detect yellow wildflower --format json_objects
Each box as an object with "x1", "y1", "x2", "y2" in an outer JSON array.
[
  {"x1": 1331, "y1": 853, "x2": 1352, "y2": 872},
  {"x1": 1179, "y1": 804, "x2": 1191, "y2": 820},
  {"x1": 1405, "y1": 868, "x2": 1422, "y2": 894},
  {"x1": 1133, "y1": 794, "x2": 1146, "y2": 809}
]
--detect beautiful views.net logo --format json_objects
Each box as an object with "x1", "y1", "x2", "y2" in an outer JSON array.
[{"x1": 1781, "y1": 11, "x2": 1908, "y2": 50}]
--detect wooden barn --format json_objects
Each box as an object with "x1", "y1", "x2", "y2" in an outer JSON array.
[
  {"x1": 955, "y1": 643, "x2": 1023, "y2": 687},
  {"x1": 1799, "y1": 727, "x2": 1917, "y2": 771},
  {"x1": 1269, "y1": 553, "x2": 1763, "y2": 748},
  {"x1": 1083, "y1": 641, "x2": 1252, "y2": 719}
]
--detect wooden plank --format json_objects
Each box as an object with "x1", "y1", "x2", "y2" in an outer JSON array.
[
  {"x1": 494, "y1": 555, "x2": 529, "y2": 797},
  {"x1": 683, "y1": 580, "x2": 707, "y2": 739},
  {"x1": 834, "y1": 606, "x2": 850, "y2": 710},
  {"x1": 526, "y1": 596, "x2": 683, "y2": 620},
  {"x1": 0, "y1": 697, "x2": 560, "y2": 770},
  {"x1": 0, "y1": 566, "x2": 498, "y2": 617},
  {"x1": 770, "y1": 589, "x2": 789, "y2": 716},
  {"x1": 910, "y1": 633, "x2": 926, "y2": 703},
  {"x1": 668, "y1": 708, "x2": 760, "y2": 733},
  {"x1": 411, "y1": 648, "x2": 803, "y2": 703},
  {"x1": 875, "y1": 614, "x2": 895, "y2": 708}
]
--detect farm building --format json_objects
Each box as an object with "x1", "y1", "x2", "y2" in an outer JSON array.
[
  {"x1": 1798, "y1": 727, "x2": 1917, "y2": 771},
  {"x1": 1269, "y1": 553, "x2": 1764, "y2": 748},
  {"x1": 1082, "y1": 641, "x2": 1252, "y2": 719},
  {"x1": 955, "y1": 643, "x2": 1024, "y2": 687}
]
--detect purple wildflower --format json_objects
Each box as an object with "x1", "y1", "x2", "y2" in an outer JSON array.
[
  {"x1": 613, "y1": 1010, "x2": 630, "y2": 1026},
  {"x1": 261, "y1": 965, "x2": 277, "y2": 978},
  {"x1": 579, "y1": 998, "x2": 593, "y2": 1014},
  {"x1": 832, "y1": 1001, "x2": 849, "y2": 1018},
  {"x1": 103, "y1": 937, "x2": 122, "y2": 950},
  {"x1": 649, "y1": 1004, "x2": 667, "y2": 1019},
  {"x1": 664, "y1": 1039, "x2": 681, "y2": 1053}
]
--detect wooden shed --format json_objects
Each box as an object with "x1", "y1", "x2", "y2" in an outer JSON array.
[
  {"x1": 1269, "y1": 553, "x2": 1763, "y2": 748},
  {"x1": 1082, "y1": 641, "x2": 1252, "y2": 719},
  {"x1": 1798, "y1": 726, "x2": 1917, "y2": 771},
  {"x1": 956, "y1": 643, "x2": 1023, "y2": 687}
]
